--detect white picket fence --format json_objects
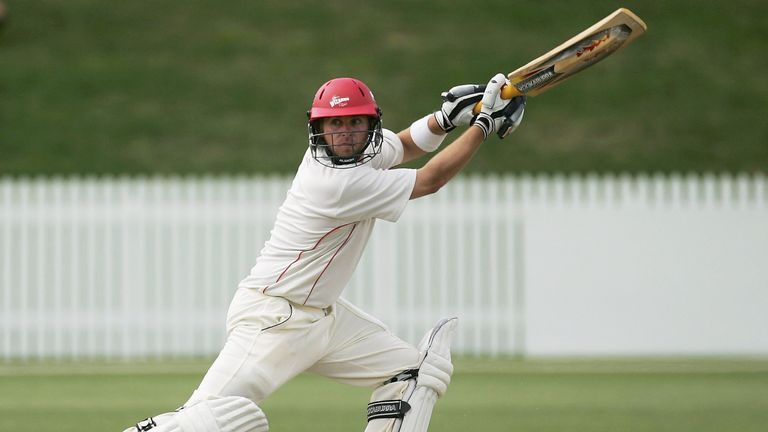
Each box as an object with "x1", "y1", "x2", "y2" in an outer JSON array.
[{"x1": 1, "y1": 174, "x2": 767, "y2": 361}]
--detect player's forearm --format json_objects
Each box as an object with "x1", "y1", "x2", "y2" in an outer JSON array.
[{"x1": 410, "y1": 126, "x2": 484, "y2": 199}]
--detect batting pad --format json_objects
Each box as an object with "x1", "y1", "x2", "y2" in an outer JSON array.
[
  {"x1": 125, "y1": 397, "x2": 268, "y2": 432},
  {"x1": 364, "y1": 317, "x2": 458, "y2": 432},
  {"x1": 365, "y1": 378, "x2": 415, "y2": 432},
  {"x1": 124, "y1": 412, "x2": 177, "y2": 432},
  {"x1": 397, "y1": 385, "x2": 439, "y2": 432},
  {"x1": 415, "y1": 317, "x2": 457, "y2": 397}
]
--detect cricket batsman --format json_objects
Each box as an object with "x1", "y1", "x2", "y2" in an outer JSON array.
[{"x1": 123, "y1": 72, "x2": 526, "y2": 432}]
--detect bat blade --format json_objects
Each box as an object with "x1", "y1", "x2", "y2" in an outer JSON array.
[
  {"x1": 474, "y1": 8, "x2": 647, "y2": 113},
  {"x1": 506, "y1": 8, "x2": 646, "y2": 98}
]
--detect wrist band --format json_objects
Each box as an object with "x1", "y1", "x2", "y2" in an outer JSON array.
[
  {"x1": 410, "y1": 114, "x2": 447, "y2": 152},
  {"x1": 473, "y1": 113, "x2": 492, "y2": 140}
]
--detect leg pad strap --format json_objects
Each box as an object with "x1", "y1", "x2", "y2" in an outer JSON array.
[{"x1": 367, "y1": 400, "x2": 412, "y2": 421}]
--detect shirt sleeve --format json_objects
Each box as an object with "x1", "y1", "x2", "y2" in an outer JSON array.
[
  {"x1": 371, "y1": 129, "x2": 405, "y2": 170},
  {"x1": 333, "y1": 167, "x2": 417, "y2": 222}
]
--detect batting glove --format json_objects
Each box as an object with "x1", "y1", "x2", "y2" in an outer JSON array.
[
  {"x1": 495, "y1": 96, "x2": 526, "y2": 139},
  {"x1": 433, "y1": 84, "x2": 485, "y2": 132},
  {"x1": 473, "y1": 73, "x2": 526, "y2": 140}
]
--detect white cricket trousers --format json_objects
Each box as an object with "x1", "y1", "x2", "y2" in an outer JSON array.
[{"x1": 186, "y1": 287, "x2": 419, "y2": 405}]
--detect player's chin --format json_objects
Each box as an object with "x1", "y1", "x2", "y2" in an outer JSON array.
[{"x1": 332, "y1": 145, "x2": 357, "y2": 157}]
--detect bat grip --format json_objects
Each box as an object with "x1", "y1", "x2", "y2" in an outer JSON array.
[{"x1": 472, "y1": 84, "x2": 520, "y2": 114}]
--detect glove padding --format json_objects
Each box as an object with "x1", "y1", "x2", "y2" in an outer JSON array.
[
  {"x1": 473, "y1": 73, "x2": 527, "y2": 140},
  {"x1": 494, "y1": 96, "x2": 526, "y2": 138},
  {"x1": 433, "y1": 84, "x2": 485, "y2": 132}
]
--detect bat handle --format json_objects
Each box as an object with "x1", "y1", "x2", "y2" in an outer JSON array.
[{"x1": 472, "y1": 84, "x2": 521, "y2": 114}]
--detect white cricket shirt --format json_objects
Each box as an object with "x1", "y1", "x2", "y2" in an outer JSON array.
[{"x1": 238, "y1": 129, "x2": 417, "y2": 308}]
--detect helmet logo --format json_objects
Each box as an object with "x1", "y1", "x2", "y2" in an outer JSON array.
[{"x1": 330, "y1": 95, "x2": 350, "y2": 108}]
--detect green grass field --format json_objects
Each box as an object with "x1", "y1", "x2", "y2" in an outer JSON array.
[
  {"x1": 2, "y1": 357, "x2": 767, "y2": 431},
  {"x1": 1, "y1": 0, "x2": 766, "y2": 175}
]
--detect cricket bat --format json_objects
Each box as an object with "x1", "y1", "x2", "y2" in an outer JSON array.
[{"x1": 474, "y1": 8, "x2": 647, "y2": 112}]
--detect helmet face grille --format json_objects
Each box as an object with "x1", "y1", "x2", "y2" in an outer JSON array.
[{"x1": 308, "y1": 118, "x2": 383, "y2": 169}]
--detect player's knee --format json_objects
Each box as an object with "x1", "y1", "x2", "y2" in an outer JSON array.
[
  {"x1": 414, "y1": 317, "x2": 457, "y2": 398},
  {"x1": 417, "y1": 350, "x2": 453, "y2": 398},
  {"x1": 200, "y1": 396, "x2": 268, "y2": 432}
]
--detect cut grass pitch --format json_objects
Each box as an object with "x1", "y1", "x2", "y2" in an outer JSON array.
[{"x1": 1, "y1": 357, "x2": 767, "y2": 431}]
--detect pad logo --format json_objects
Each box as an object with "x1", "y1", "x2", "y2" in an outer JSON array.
[{"x1": 330, "y1": 96, "x2": 350, "y2": 108}]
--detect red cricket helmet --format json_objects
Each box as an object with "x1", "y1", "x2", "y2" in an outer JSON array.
[
  {"x1": 308, "y1": 77, "x2": 381, "y2": 120},
  {"x1": 307, "y1": 78, "x2": 383, "y2": 168}
]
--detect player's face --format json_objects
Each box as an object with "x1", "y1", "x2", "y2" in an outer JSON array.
[{"x1": 321, "y1": 116, "x2": 371, "y2": 158}]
